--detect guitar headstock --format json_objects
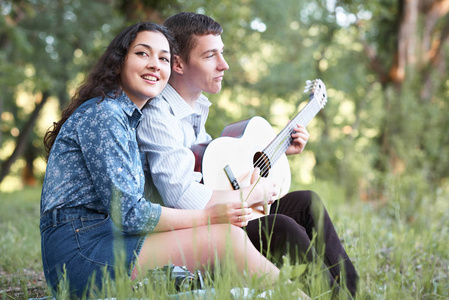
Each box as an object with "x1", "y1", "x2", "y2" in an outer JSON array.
[{"x1": 304, "y1": 79, "x2": 328, "y2": 109}]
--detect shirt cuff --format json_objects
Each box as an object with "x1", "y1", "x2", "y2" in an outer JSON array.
[{"x1": 145, "y1": 202, "x2": 162, "y2": 233}]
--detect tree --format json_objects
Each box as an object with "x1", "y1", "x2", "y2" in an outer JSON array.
[
  {"x1": 338, "y1": 0, "x2": 449, "y2": 197},
  {"x1": 1, "y1": 0, "x2": 448, "y2": 206},
  {"x1": 0, "y1": 0, "x2": 123, "y2": 184}
]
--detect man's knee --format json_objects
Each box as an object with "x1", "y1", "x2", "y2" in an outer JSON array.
[{"x1": 264, "y1": 214, "x2": 307, "y2": 238}]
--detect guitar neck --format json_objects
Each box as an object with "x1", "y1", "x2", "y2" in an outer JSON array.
[{"x1": 263, "y1": 97, "x2": 322, "y2": 165}]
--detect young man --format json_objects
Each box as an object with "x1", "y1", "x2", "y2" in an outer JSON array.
[{"x1": 137, "y1": 12, "x2": 358, "y2": 297}]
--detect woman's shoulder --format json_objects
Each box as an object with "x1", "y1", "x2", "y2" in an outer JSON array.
[
  {"x1": 88, "y1": 95, "x2": 122, "y2": 111},
  {"x1": 64, "y1": 96, "x2": 128, "y2": 135},
  {"x1": 77, "y1": 95, "x2": 129, "y2": 119}
]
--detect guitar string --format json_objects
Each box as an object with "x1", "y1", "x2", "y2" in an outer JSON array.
[
  {"x1": 257, "y1": 109, "x2": 312, "y2": 177},
  {"x1": 253, "y1": 98, "x2": 322, "y2": 177},
  {"x1": 250, "y1": 81, "x2": 326, "y2": 178},
  {"x1": 254, "y1": 99, "x2": 316, "y2": 175}
]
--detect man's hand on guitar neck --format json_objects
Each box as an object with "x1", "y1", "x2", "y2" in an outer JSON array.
[{"x1": 285, "y1": 124, "x2": 309, "y2": 155}]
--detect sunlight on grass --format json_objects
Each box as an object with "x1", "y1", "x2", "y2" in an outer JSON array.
[
  {"x1": 0, "y1": 175, "x2": 24, "y2": 192},
  {"x1": 1, "y1": 180, "x2": 448, "y2": 299}
]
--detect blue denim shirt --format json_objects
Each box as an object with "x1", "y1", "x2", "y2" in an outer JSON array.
[{"x1": 41, "y1": 92, "x2": 161, "y2": 234}]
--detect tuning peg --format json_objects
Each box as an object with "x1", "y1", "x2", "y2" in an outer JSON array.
[{"x1": 304, "y1": 80, "x2": 314, "y2": 93}]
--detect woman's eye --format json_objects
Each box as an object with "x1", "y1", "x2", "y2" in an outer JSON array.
[
  {"x1": 160, "y1": 56, "x2": 170, "y2": 63},
  {"x1": 136, "y1": 51, "x2": 148, "y2": 57}
]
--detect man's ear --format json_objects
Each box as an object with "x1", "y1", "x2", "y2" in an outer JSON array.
[{"x1": 172, "y1": 55, "x2": 184, "y2": 75}]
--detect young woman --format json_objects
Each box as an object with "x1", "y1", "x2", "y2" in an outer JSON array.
[{"x1": 40, "y1": 22, "x2": 281, "y2": 298}]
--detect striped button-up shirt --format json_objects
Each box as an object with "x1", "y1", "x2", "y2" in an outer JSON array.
[{"x1": 137, "y1": 84, "x2": 213, "y2": 209}]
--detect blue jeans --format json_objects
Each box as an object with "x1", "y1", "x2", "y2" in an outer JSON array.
[{"x1": 40, "y1": 206, "x2": 147, "y2": 297}]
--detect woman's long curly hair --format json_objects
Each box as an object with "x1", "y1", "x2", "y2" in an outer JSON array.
[{"x1": 43, "y1": 22, "x2": 176, "y2": 161}]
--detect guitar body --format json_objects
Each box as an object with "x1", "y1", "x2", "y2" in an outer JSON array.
[
  {"x1": 191, "y1": 79, "x2": 328, "y2": 219},
  {"x1": 191, "y1": 116, "x2": 291, "y2": 218}
]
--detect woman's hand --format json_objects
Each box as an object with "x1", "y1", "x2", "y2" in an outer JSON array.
[
  {"x1": 205, "y1": 201, "x2": 253, "y2": 227},
  {"x1": 204, "y1": 169, "x2": 277, "y2": 226},
  {"x1": 286, "y1": 124, "x2": 309, "y2": 155},
  {"x1": 244, "y1": 168, "x2": 278, "y2": 208}
]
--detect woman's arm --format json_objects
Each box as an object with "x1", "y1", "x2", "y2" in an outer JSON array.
[
  {"x1": 78, "y1": 98, "x2": 161, "y2": 234},
  {"x1": 154, "y1": 200, "x2": 253, "y2": 231}
]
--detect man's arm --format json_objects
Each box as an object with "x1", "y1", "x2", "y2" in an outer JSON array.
[{"x1": 137, "y1": 100, "x2": 212, "y2": 209}]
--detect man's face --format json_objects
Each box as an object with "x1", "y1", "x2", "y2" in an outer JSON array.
[{"x1": 181, "y1": 34, "x2": 229, "y2": 95}]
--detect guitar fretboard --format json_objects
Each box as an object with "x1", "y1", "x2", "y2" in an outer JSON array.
[{"x1": 257, "y1": 95, "x2": 322, "y2": 175}]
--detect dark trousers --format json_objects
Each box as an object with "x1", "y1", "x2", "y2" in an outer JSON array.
[{"x1": 245, "y1": 190, "x2": 358, "y2": 297}]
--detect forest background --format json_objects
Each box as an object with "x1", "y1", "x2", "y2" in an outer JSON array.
[{"x1": 0, "y1": 0, "x2": 448, "y2": 299}]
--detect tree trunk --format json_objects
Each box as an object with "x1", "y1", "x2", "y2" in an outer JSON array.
[
  {"x1": 420, "y1": 13, "x2": 449, "y2": 101},
  {"x1": 389, "y1": 0, "x2": 419, "y2": 83},
  {"x1": 0, "y1": 91, "x2": 49, "y2": 183},
  {"x1": 22, "y1": 139, "x2": 38, "y2": 186}
]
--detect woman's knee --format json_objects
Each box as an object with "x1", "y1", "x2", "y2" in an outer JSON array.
[
  {"x1": 207, "y1": 225, "x2": 253, "y2": 260},
  {"x1": 227, "y1": 225, "x2": 247, "y2": 242},
  {"x1": 208, "y1": 224, "x2": 247, "y2": 248}
]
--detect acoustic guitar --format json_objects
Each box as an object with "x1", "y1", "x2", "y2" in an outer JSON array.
[{"x1": 191, "y1": 79, "x2": 328, "y2": 219}]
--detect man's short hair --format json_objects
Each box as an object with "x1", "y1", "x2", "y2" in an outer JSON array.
[{"x1": 164, "y1": 12, "x2": 223, "y2": 63}]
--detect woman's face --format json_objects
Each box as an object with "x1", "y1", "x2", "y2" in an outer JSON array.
[{"x1": 120, "y1": 30, "x2": 171, "y2": 108}]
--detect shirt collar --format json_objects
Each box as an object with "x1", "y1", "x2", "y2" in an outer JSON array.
[
  {"x1": 160, "y1": 84, "x2": 211, "y2": 119},
  {"x1": 117, "y1": 91, "x2": 144, "y2": 126}
]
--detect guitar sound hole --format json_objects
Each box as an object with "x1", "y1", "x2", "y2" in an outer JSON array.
[{"x1": 253, "y1": 152, "x2": 271, "y2": 178}]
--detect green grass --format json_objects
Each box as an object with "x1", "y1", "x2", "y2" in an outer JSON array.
[
  {"x1": 0, "y1": 181, "x2": 448, "y2": 299},
  {"x1": 0, "y1": 186, "x2": 47, "y2": 299}
]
